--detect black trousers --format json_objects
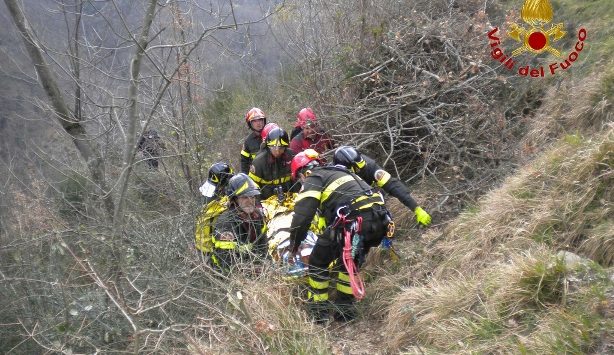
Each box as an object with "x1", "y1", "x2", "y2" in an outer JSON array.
[
  {"x1": 143, "y1": 149, "x2": 159, "y2": 169},
  {"x1": 306, "y1": 207, "x2": 389, "y2": 302}
]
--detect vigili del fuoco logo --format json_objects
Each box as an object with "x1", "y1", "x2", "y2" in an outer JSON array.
[{"x1": 487, "y1": 0, "x2": 587, "y2": 77}]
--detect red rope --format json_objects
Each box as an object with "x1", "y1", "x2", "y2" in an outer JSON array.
[{"x1": 341, "y1": 216, "x2": 365, "y2": 300}]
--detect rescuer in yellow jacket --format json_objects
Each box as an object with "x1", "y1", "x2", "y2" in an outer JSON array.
[
  {"x1": 195, "y1": 162, "x2": 234, "y2": 257},
  {"x1": 210, "y1": 173, "x2": 267, "y2": 270}
]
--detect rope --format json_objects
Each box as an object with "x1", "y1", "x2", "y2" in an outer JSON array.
[{"x1": 340, "y1": 215, "x2": 366, "y2": 300}]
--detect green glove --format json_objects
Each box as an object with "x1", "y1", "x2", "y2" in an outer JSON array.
[{"x1": 414, "y1": 206, "x2": 431, "y2": 226}]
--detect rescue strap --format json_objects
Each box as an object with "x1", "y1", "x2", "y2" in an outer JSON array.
[{"x1": 332, "y1": 193, "x2": 384, "y2": 222}]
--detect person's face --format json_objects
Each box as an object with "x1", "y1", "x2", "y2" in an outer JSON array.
[
  {"x1": 250, "y1": 118, "x2": 264, "y2": 131},
  {"x1": 236, "y1": 195, "x2": 256, "y2": 214},
  {"x1": 299, "y1": 173, "x2": 307, "y2": 183},
  {"x1": 303, "y1": 121, "x2": 318, "y2": 138},
  {"x1": 269, "y1": 146, "x2": 285, "y2": 158}
]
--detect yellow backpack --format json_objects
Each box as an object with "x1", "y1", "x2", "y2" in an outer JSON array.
[{"x1": 194, "y1": 196, "x2": 229, "y2": 253}]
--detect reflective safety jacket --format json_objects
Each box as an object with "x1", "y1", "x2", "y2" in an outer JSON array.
[
  {"x1": 211, "y1": 207, "x2": 267, "y2": 269},
  {"x1": 357, "y1": 154, "x2": 418, "y2": 211},
  {"x1": 289, "y1": 166, "x2": 385, "y2": 250},
  {"x1": 240, "y1": 132, "x2": 262, "y2": 173},
  {"x1": 248, "y1": 148, "x2": 298, "y2": 200},
  {"x1": 194, "y1": 196, "x2": 229, "y2": 253}
]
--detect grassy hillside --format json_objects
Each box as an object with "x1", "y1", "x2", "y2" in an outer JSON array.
[
  {"x1": 380, "y1": 125, "x2": 612, "y2": 353},
  {"x1": 195, "y1": 104, "x2": 611, "y2": 353},
  {"x1": 193, "y1": 0, "x2": 614, "y2": 353},
  {"x1": 199, "y1": 1, "x2": 614, "y2": 351}
]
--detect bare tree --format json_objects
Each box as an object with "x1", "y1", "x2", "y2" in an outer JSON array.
[
  {"x1": 4, "y1": 0, "x2": 115, "y2": 217},
  {"x1": 270, "y1": 0, "x2": 533, "y2": 213},
  {"x1": 1, "y1": 0, "x2": 280, "y2": 352}
]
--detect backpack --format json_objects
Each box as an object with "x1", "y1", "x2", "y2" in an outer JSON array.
[{"x1": 194, "y1": 196, "x2": 229, "y2": 253}]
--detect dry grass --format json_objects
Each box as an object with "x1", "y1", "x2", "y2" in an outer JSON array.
[
  {"x1": 515, "y1": 307, "x2": 610, "y2": 354},
  {"x1": 521, "y1": 67, "x2": 613, "y2": 155},
  {"x1": 181, "y1": 57, "x2": 614, "y2": 355},
  {"x1": 384, "y1": 275, "x2": 480, "y2": 351},
  {"x1": 581, "y1": 219, "x2": 614, "y2": 267},
  {"x1": 197, "y1": 266, "x2": 331, "y2": 355},
  {"x1": 5, "y1": 179, "x2": 63, "y2": 235},
  {"x1": 429, "y1": 125, "x2": 612, "y2": 276},
  {"x1": 384, "y1": 248, "x2": 613, "y2": 353},
  {"x1": 377, "y1": 74, "x2": 613, "y2": 352}
]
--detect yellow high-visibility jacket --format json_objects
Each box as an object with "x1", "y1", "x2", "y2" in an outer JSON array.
[{"x1": 194, "y1": 196, "x2": 229, "y2": 253}]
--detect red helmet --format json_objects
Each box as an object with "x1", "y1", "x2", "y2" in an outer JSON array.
[
  {"x1": 261, "y1": 122, "x2": 280, "y2": 141},
  {"x1": 245, "y1": 107, "x2": 266, "y2": 130},
  {"x1": 296, "y1": 107, "x2": 317, "y2": 128},
  {"x1": 291, "y1": 149, "x2": 320, "y2": 180}
]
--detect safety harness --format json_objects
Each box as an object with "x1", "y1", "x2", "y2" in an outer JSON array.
[{"x1": 327, "y1": 192, "x2": 385, "y2": 300}]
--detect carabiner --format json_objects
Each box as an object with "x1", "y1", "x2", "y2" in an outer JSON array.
[
  {"x1": 336, "y1": 205, "x2": 350, "y2": 218},
  {"x1": 386, "y1": 220, "x2": 395, "y2": 238}
]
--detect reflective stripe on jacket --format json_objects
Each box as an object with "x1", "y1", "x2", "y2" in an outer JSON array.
[{"x1": 248, "y1": 148, "x2": 297, "y2": 199}]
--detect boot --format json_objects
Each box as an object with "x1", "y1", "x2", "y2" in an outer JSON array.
[
  {"x1": 306, "y1": 301, "x2": 330, "y2": 324},
  {"x1": 332, "y1": 294, "x2": 357, "y2": 322}
]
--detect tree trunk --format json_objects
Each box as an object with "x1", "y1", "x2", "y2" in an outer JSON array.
[
  {"x1": 4, "y1": 0, "x2": 114, "y2": 217},
  {"x1": 112, "y1": 0, "x2": 158, "y2": 229}
]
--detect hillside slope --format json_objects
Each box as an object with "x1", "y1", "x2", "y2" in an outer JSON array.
[
  {"x1": 381, "y1": 129, "x2": 612, "y2": 353},
  {"x1": 194, "y1": 1, "x2": 613, "y2": 353},
  {"x1": 195, "y1": 73, "x2": 611, "y2": 354}
]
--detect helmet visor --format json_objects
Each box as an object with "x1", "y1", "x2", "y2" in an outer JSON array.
[{"x1": 240, "y1": 189, "x2": 261, "y2": 197}]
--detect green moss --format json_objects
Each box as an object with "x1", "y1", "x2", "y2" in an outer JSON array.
[
  {"x1": 546, "y1": 152, "x2": 565, "y2": 175},
  {"x1": 553, "y1": 0, "x2": 614, "y2": 67},
  {"x1": 517, "y1": 338, "x2": 529, "y2": 355},
  {"x1": 511, "y1": 187, "x2": 536, "y2": 200},
  {"x1": 465, "y1": 204, "x2": 481, "y2": 216},
  {"x1": 514, "y1": 267, "x2": 612, "y2": 354},
  {"x1": 56, "y1": 171, "x2": 89, "y2": 219},
  {"x1": 591, "y1": 65, "x2": 614, "y2": 103},
  {"x1": 564, "y1": 133, "x2": 583, "y2": 147},
  {"x1": 517, "y1": 310, "x2": 540, "y2": 332},
  {"x1": 593, "y1": 141, "x2": 613, "y2": 168},
  {"x1": 471, "y1": 317, "x2": 505, "y2": 340},
  {"x1": 370, "y1": 23, "x2": 386, "y2": 39},
  {"x1": 532, "y1": 227, "x2": 556, "y2": 246},
  {"x1": 518, "y1": 257, "x2": 567, "y2": 306},
  {"x1": 541, "y1": 311, "x2": 605, "y2": 353},
  {"x1": 553, "y1": 0, "x2": 614, "y2": 26}
]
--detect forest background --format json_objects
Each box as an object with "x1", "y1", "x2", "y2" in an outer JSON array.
[{"x1": 0, "y1": 0, "x2": 612, "y2": 353}]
